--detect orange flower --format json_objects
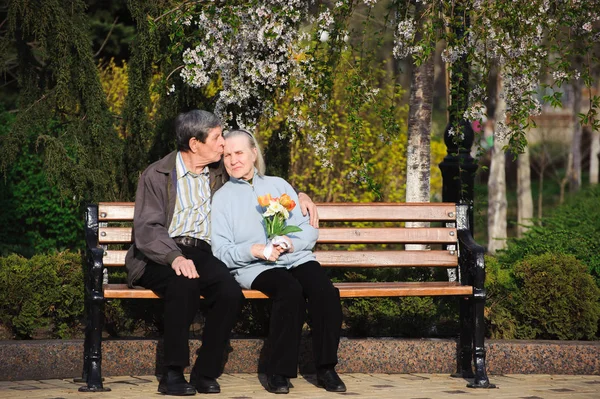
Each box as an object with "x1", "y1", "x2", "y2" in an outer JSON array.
[
  {"x1": 279, "y1": 193, "x2": 296, "y2": 211},
  {"x1": 257, "y1": 193, "x2": 272, "y2": 207}
]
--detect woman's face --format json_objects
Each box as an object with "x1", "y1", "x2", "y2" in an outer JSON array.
[{"x1": 223, "y1": 135, "x2": 257, "y2": 181}]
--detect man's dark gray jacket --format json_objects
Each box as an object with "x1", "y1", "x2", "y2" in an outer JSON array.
[{"x1": 125, "y1": 150, "x2": 228, "y2": 287}]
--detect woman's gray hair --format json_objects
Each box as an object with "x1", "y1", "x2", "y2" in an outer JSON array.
[
  {"x1": 175, "y1": 110, "x2": 222, "y2": 152},
  {"x1": 223, "y1": 129, "x2": 266, "y2": 176}
]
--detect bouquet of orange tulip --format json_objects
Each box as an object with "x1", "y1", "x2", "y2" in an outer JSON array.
[{"x1": 257, "y1": 193, "x2": 302, "y2": 239}]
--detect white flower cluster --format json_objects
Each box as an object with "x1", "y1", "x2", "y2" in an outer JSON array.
[
  {"x1": 472, "y1": 0, "x2": 484, "y2": 9},
  {"x1": 392, "y1": 19, "x2": 417, "y2": 59},
  {"x1": 179, "y1": 1, "x2": 308, "y2": 127},
  {"x1": 317, "y1": 9, "x2": 335, "y2": 30},
  {"x1": 363, "y1": 0, "x2": 379, "y2": 7},
  {"x1": 306, "y1": 126, "x2": 330, "y2": 164},
  {"x1": 441, "y1": 46, "x2": 468, "y2": 64},
  {"x1": 463, "y1": 102, "x2": 487, "y2": 123},
  {"x1": 446, "y1": 126, "x2": 465, "y2": 141},
  {"x1": 461, "y1": 2, "x2": 557, "y2": 139},
  {"x1": 582, "y1": 22, "x2": 592, "y2": 32}
]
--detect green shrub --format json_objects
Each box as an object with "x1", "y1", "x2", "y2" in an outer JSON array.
[
  {"x1": 331, "y1": 264, "x2": 459, "y2": 338},
  {"x1": 344, "y1": 296, "x2": 441, "y2": 337},
  {"x1": 485, "y1": 252, "x2": 600, "y2": 340},
  {"x1": 512, "y1": 253, "x2": 599, "y2": 340},
  {"x1": 496, "y1": 184, "x2": 600, "y2": 288},
  {"x1": 0, "y1": 251, "x2": 84, "y2": 339},
  {"x1": 484, "y1": 255, "x2": 518, "y2": 339},
  {"x1": 101, "y1": 269, "x2": 163, "y2": 337}
]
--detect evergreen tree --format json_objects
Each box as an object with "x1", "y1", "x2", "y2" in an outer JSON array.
[{"x1": 1, "y1": 0, "x2": 122, "y2": 201}]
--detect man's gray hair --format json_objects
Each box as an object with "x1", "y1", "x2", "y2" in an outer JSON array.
[{"x1": 175, "y1": 110, "x2": 222, "y2": 152}]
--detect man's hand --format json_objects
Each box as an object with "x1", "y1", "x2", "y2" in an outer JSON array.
[
  {"x1": 171, "y1": 256, "x2": 199, "y2": 279},
  {"x1": 298, "y1": 192, "x2": 319, "y2": 228}
]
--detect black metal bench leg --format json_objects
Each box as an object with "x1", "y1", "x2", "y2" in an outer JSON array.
[
  {"x1": 79, "y1": 293, "x2": 110, "y2": 392},
  {"x1": 79, "y1": 246, "x2": 111, "y2": 392},
  {"x1": 74, "y1": 316, "x2": 91, "y2": 383},
  {"x1": 467, "y1": 288, "x2": 495, "y2": 388},
  {"x1": 452, "y1": 296, "x2": 474, "y2": 378}
]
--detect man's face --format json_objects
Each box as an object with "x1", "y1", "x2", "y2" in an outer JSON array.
[{"x1": 196, "y1": 127, "x2": 225, "y2": 163}]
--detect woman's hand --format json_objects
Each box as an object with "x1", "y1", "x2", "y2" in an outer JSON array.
[
  {"x1": 273, "y1": 236, "x2": 294, "y2": 253},
  {"x1": 251, "y1": 244, "x2": 284, "y2": 261}
]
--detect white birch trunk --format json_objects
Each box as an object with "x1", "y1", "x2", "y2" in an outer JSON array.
[
  {"x1": 487, "y1": 74, "x2": 508, "y2": 254},
  {"x1": 517, "y1": 147, "x2": 534, "y2": 237},
  {"x1": 591, "y1": 129, "x2": 600, "y2": 184},
  {"x1": 591, "y1": 79, "x2": 600, "y2": 185},
  {"x1": 570, "y1": 79, "x2": 582, "y2": 192},
  {"x1": 405, "y1": 2, "x2": 433, "y2": 251}
]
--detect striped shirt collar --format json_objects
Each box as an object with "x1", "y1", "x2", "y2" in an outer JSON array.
[{"x1": 176, "y1": 151, "x2": 209, "y2": 178}]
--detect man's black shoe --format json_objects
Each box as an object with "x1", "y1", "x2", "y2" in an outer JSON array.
[
  {"x1": 190, "y1": 375, "x2": 220, "y2": 394},
  {"x1": 317, "y1": 369, "x2": 346, "y2": 392},
  {"x1": 158, "y1": 368, "x2": 196, "y2": 396},
  {"x1": 267, "y1": 374, "x2": 289, "y2": 394}
]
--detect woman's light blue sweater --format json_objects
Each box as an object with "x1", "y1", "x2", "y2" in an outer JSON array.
[{"x1": 211, "y1": 173, "x2": 318, "y2": 289}]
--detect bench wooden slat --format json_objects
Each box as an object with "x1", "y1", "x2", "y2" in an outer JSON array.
[
  {"x1": 98, "y1": 202, "x2": 458, "y2": 222},
  {"x1": 317, "y1": 228, "x2": 457, "y2": 244},
  {"x1": 316, "y1": 203, "x2": 457, "y2": 221},
  {"x1": 316, "y1": 250, "x2": 458, "y2": 267},
  {"x1": 98, "y1": 202, "x2": 136, "y2": 221},
  {"x1": 99, "y1": 227, "x2": 133, "y2": 243},
  {"x1": 102, "y1": 249, "x2": 458, "y2": 268},
  {"x1": 104, "y1": 282, "x2": 472, "y2": 299},
  {"x1": 98, "y1": 227, "x2": 458, "y2": 245}
]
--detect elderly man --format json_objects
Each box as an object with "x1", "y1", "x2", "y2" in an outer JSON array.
[{"x1": 125, "y1": 110, "x2": 318, "y2": 396}]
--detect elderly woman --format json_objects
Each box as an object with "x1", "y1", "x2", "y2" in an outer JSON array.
[{"x1": 211, "y1": 129, "x2": 346, "y2": 394}]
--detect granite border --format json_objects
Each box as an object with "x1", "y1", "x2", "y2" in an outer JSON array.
[{"x1": 0, "y1": 338, "x2": 598, "y2": 381}]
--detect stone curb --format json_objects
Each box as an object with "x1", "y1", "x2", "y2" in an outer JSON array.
[{"x1": 1, "y1": 338, "x2": 599, "y2": 381}]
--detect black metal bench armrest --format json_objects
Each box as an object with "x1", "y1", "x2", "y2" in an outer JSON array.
[
  {"x1": 455, "y1": 204, "x2": 486, "y2": 290},
  {"x1": 84, "y1": 204, "x2": 105, "y2": 299},
  {"x1": 87, "y1": 247, "x2": 106, "y2": 299},
  {"x1": 457, "y1": 229, "x2": 486, "y2": 284}
]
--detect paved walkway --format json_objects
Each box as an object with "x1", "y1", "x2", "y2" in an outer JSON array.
[{"x1": 1, "y1": 373, "x2": 599, "y2": 398}]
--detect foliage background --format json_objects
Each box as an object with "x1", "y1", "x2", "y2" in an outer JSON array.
[{"x1": 0, "y1": 1, "x2": 598, "y2": 341}]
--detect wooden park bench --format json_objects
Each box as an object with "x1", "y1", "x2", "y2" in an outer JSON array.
[{"x1": 79, "y1": 201, "x2": 493, "y2": 392}]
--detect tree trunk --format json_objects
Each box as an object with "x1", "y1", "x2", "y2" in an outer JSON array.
[
  {"x1": 569, "y1": 76, "x2": 582, "y2": 192},
  {"x1": 487, "y1": 73, "x2": 508, "y2": 254},
  {"x1": 405, "y1": 59, "x2": 434, "y2": 205},
  {"x1": 405, "y1": 1, "x2": 434, "y2": 250},
  {"x1": 590, "y1": 129, "x2": 600, "y2": 184},
  {"x1": 517, "y1": 147, "x2": 534, "y2": 237},
  {"x1": 537, "y1": 150, "x2": 546, "y2": 220},
  {"x1": 560, "y1": 152, "x2": 573, "y2": 204},
  {"x1": 591, "y1": 79, "x2": 600, "y2": 185}
]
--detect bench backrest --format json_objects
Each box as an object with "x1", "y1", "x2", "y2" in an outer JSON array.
[{"x1": 88, "y1": 202, "x2": 462, "y2": 273}]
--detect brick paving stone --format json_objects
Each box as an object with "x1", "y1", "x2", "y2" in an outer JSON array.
[{"x1": 0, "y1": 374, "x2": 599, "y2": 398}]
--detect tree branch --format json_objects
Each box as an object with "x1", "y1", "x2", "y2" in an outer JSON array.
[
  {"x1": 94, "y1": 17, "x2": 119, "y2": 58},
  {"x1": 153, "y1": 1, "x2": 197, "y2": 23},
  {"x1": 166, "y1": 64, "x2": 184, "y2": 81}
]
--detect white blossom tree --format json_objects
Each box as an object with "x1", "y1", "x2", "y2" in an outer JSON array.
[{"x1": 156, "y1": 0, "x2": 599, "y2": 202}]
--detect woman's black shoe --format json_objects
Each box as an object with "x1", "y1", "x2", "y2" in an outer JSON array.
[
  {"x1": 267, "y1": 374, "x2": 289, "y2": 394},
  {"x1": 191, "y1": 376, "x2": 220, "y2": 394},
  {"x1": 317, "y1": 369, "x2": 347, "y2": 392}
]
